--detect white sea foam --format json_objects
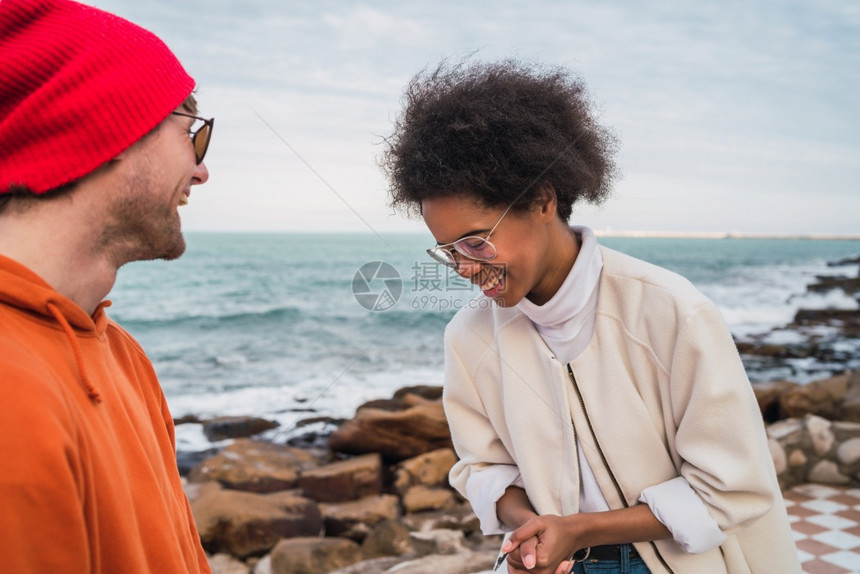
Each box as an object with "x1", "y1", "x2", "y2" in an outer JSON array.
[
  {"x1": 761, "y1": 330, "x2": 808, "y2": 346},
  {"x1": 790, "y1": 290, "x2": 859, "y2": 311}
]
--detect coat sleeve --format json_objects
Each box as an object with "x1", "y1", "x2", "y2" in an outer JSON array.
[
  {"x1": 0, "y1": 360, "x2": 90, "y2": 572},
  {"x1": 443, "y1": 322, "x2": 524, "y2": 534},
  {"x1": 668, "y1": 300, "x2": 779, "y2": 532}
]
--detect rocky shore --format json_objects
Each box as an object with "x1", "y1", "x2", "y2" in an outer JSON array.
[
  {"x1": 736, "y1": 254, "x2": 860, "y2": 382},
  {"x1": 183, "y1": 387, "x2": 503, "y2": 574},
  {"x1": 179, "y1": 253, "x2": 860, "y2": 574}
]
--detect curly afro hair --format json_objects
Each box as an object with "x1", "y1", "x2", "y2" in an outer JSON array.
[{"x1": 381, "y1": 59, "x2": 618, "y2": 221}]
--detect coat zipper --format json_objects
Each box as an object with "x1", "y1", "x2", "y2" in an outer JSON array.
[{"x1": 567, "y1": 365, "x2": 675, "y2": 574}]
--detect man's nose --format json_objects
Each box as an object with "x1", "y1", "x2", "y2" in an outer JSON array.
[{"x1": 192, "y1": 160, "x2": 209, "y2": 185}]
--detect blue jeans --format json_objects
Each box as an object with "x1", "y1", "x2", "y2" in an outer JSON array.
[{"x1": 570, "y1": 545, "x2": 651, "y2": 573}]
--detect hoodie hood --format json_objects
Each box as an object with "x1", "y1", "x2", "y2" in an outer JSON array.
[{"x1": 0, "y1": 254, "x2": 106, "y2": 402}]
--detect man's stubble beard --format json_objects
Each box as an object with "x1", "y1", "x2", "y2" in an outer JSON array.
[{"x1": 98, "y1": 170, "x2": 187, "y2": 267}]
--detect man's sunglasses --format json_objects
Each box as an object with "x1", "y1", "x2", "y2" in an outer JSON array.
[{"x1": 172, "y1": 111, "x2": 214, "y2": 165}]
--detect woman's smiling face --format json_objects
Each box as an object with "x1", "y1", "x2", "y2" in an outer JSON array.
[{"x1": 421, "y1": 193, "x2": 570, "y2": 308}]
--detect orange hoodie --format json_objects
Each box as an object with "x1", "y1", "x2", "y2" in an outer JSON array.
[{"x1": 0, "y1": 255, "x2": 211, "y2": 573}]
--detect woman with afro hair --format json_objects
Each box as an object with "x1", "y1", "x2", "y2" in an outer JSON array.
[{"x1": 382, "y1": 59, "x2": 799, "y2": 574}]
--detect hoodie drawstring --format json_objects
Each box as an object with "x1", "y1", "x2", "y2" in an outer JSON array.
[{"x1": 46, "y1": 302, "x2": 103, "y2": 404}]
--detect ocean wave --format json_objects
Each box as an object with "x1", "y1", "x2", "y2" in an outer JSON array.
[{"x1": 116, "y1": 305, "x2": 304, "y2": 328}]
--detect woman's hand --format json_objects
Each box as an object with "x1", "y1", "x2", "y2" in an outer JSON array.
[
  {"x1": 502, "y1": 514, "x2": 581, "y2": 574},
  {"x1": 502, "y1": 504, "x2": 673, "y2": 572}
]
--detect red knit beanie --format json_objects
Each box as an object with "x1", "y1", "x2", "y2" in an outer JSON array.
[{"x1": 0, "y1": 0, "x2": 195, "y2": 194}]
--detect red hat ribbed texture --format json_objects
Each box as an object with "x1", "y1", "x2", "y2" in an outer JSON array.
[{"x1": 0, "y1": 0, "x2": 195, "y2": 194}]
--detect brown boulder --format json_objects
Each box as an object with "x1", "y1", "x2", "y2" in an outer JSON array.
[
  {"x1": 361, "y1": 519, "x2": 415, "y2": 559},
  {"x1": 357, "y1": 387, "x2": 443, "y2": 413},
  {"x1": 269, "y1": 537, "x2": 362, "y2": 574},
  {"x1": 299, "y1": 453, "x2": 383, "y2": 503},
  {"x1": 208, "y1": 553, "x2": 250, "y2": 574},
  {"x1": 401, "y1": 485, "x2": 458, "y2": 514},
  {"x1": 393, "y1": 386, "x2": 444, "y2": 401},
  {"x1": 792, "y1": 309, "x2": 860, "y2": 336},
  {"x1": 189, "y1": 439, "x2": 317, "y2": 493},
  {"x1": 319, "y1": 494, "x2": 400, "y2": 541},
  {"x1": 327, "y1": 402, "x2": 452, "y2": 461},
  {"x1": 190, "y1": 482, "x2": 322, "y2": 558},
  {"x1": 752, "y1": 380, "x2": 800, "y2": 423},
  {"x1": 780, "y1": 372, "x2": 851, "y2": 420},
  {"x1": 393, "y1": 448, "x2": 457, "y2": 494},
  {"x1": 203, "y1": 416, "x2": 279, "y2": 441},
  {"x1": 839, "y1": 370, "x2": 860, "y2": 421}
]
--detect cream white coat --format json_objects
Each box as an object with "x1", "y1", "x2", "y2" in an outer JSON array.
[{"x1": 443, "y1": 246, "x2": 800, "y2": 573}]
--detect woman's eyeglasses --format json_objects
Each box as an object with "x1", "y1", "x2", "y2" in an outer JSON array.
[
  {"x1": 172, "y1": 111, "x2": 214, "y2": 165},
  {"x1": 427, "y1": 200, "x2": 517, "y2": 269}
]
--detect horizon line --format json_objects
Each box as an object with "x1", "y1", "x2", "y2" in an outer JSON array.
[{"x1": 183, "y1": 229, "x2": 860, "y2": 240}]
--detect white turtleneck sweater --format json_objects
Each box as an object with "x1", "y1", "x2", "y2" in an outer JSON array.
[{"x1": 474, "y1": 226, "x2": 726, "y2": 553}]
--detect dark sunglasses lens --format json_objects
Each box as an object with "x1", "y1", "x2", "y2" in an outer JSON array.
[
  {"x1": 454, "y1": 237, "x2": 495, "y2": 260},
  {"x1": 193, "y1": 124, "x2": 212, "y2": 164}
]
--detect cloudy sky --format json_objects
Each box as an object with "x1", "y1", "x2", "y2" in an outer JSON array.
[{"x1": 94, "y1": 0, "x2": 858, "y2": 236}]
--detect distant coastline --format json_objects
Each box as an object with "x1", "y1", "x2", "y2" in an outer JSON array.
[
  {"x1": 184, "y1": 229, "x2": 860, "y2": 240},
  {"x1": 592, "y1": 230, "x2": 860, "y2": 240}
]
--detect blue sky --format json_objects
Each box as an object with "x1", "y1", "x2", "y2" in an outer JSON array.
[{"x1": 94, "y1": 0, "x2": 859, "y2": 235}]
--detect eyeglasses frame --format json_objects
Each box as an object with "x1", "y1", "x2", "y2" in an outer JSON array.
[
  {"x1": 171, "y1": 111, "x2": 214, "y2": 165},
  {"x1": 427, "y1": 199, "x2": 518, "y2": 269}
]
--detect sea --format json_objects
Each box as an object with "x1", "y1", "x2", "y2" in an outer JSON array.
[{"x1": 108, "y1": 232, "x2": 860, "y2": 455}]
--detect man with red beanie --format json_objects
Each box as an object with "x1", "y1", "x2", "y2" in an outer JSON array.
[{"x1": 0, "y1": 0, "x2": 214, "y2": 571}]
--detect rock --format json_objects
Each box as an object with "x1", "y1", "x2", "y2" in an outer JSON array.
[
  {"x1": 840, "y1": 371, "x2": 860, "y2": 422},
  {"x1": 380, "y1": 549, "x2": 498, "y2": 573},
  {"x1": 393, "y1": 386, "x2": 444, "y2": 401},
  {"x1": 793, "y1": 309, "x2": 860, "y2": 335},
  {"x1": 190, "y1": 439, "x2": 318, "y2": 493},
  {"x1": 252, "y1": 556, "x2": 272, "y2": 574},
  {"x1": 294, "y1": 416, "x2": 344, "y2": 428},
  {"x1": 788, "y1": 449, "x2": 807, "y2": 468},
  {"x1": 402, "y1": 486, "x2": 458, "y2": 514},
  {"x1": 320, "y1": 495, "x2": 401, "y2": 541},
  {"x1": 203, "y1": 416, "x2": 280, "y2": 441},
  {"x1": 328, "y1": 556, "x2": 408, "y2": 574},
  {"x1": 828, "y1": 255, "x2": 860, "y2": 267},
  {"x1": 837, "y1": 438, "x2": 860, "y2": 465},
  {"x1": 752, "y1": 380, "x2": 799, "y2": 423},
  {"x1": 361, "y1": 519, "x2": 415, "y2": 559},
  {"x1": 808, "y1": 460, "x2": 850, "y2": 485},
  {"x1": 190, "y1": 482, "x2": 322, "y2": 558},
  {"x1": 175, "y1": 413, "x2": 204, "y2": 425},
  {"x1": 300, "y1": 453, "x2": 383, "y2": 503},
  {"x1": 768, "y1": 439, "x2": 787, "y2": 474},
  {"x1": 177, "y1": 446, "x2": 219, "y2": 477},
  {"x1": 807, "y1": 275, "x2": 860, "y2": 296},
  {"x1": 409, "y1": 529, "x2": 468, "y2": 557},
  {"x1": 356, "y1": 388, "x2": 443, "y2": 413},
  {"x1": 806, "y1": 415, "x2": 835, "y2": 456},
  {"x1": 328, "y1": 403, "x2": 453, "y2": 461},
  {"x1": 766, "y1": 419, "x2": 803, "y2": 441},
  {"x1": 209, "y1": 553, "x2": 251, "y2": 574},
  {"x1": 393, "y1": 448, "x2": 457, "y2": 494},
  {"x1": 269, "y1": 537, "x2": 362, "y2": 574},
  {"x1": 833, "y1": 421, "x2": 860, "y2": 432},
  {"x1": 400, "y1": 503, "x2": 481, "y2": 535},
  {"x1": 779, "y1": 372, "x2": 851, "y2": 420},
  {"x1": 286, "y1": 418, "x2": 344, "y2": 452}
]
